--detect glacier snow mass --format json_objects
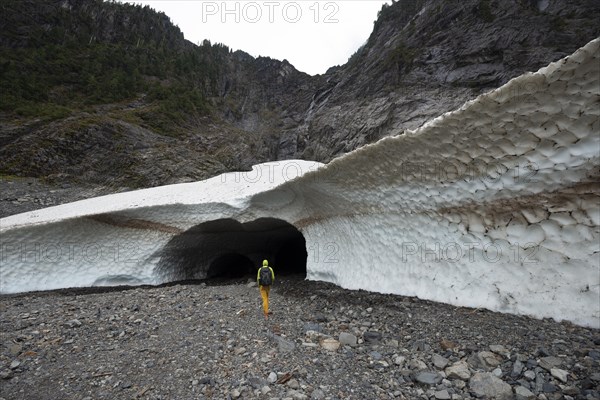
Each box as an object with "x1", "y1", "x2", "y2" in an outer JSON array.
[{"x1": 1, "y1": 39, "x2": 599, "y2": 327}]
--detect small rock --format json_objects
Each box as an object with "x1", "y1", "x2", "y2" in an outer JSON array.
[
  {"x1": 231, "y1": 389, "x2": 241, "y2": 399},
  {"x1": 550, "y1": 368, "x2": 568, "y2": 383},
  {"x1": 363, "y1": 331, "x2": 382, "y2": 342},
  {"x1": 311, "y1": 389, "x2": 325, "y2": 399},
  {"x1": 523, "y1": 370, "x2": 536, "y2": 380},
  {"x1": 489, "y1": 344, "x2": 509, "y2": 357},
  {"x1": 434, "y1": 389, "x2": 451, "y2": 400},
  {"x1": 415, "y1": 371, "x2": 442, "y2": 386},
  {"x1": 409, "y1": 359, "x2": 428, "y2": 370},
  {"x1": 469, "y1": 351, "x2": 502, "y2": 370},
  {"x1": 492, "y1": 367, "x2": 502, "y2": 377},
  {"x1": 9, "y1": 361, "x2": 20, "y2": 370},
  {"x1": 65, "y1": 319, "x2": 82, "y2": 328},
  {"x1": 268, "y1": 372, "x2": 278, "y2": 383},
  {"x1": 512, "y1": 360, "x2": 524, "y2": 377},
  {"x1": 246, "y1": 281, "x2": 257, "y2": 288},
  {"x1": 261, "y1": 386, "x2": 271, "y2": 395},
  {"x1": 538, "y1": 356, "x2": 562, "y2": 371},
  {"x1": 542, "y1": 382, "x2": 557, "y2": 393},
  {"x1": 445, "y1": 360, "x2": 471, "y2": 381},
  {"x1": 287, "y1": 379, "x2": 300, "y2": 390},
  {"x1": 369, "y1": 351, "x2": 382, "y2": 360},
  {"x1": 514, "y1": 385, "x2": 535, "y2": 400},
  {"x1": 394, "y1": 355, "x2": 406, "y2": 366},
  {"x1": 433, "y1": 354, "x2": 449, "y2": 369},
  {"x1": 469, "y1": 372, "x2": 512, "y2": 400},
  {"x1": 274, "y1": 335, "x2": 296, "y2": 353},
  {"x1": 304, "y1": 323, "x2": 323, "y2": 333},
  {"x1": 0, "y1": 369, "x2": 13, "y2": 380},
  {"x1": 320, "y1": 338, "x2": 340, "y2": 352},
  {"x1": 339, "y1": 332, "x2": 357, "y2": 347}
]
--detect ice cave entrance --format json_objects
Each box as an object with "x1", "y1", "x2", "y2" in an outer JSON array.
[{"x1": 155, "y1": 218, "x2": 307, "y2": 283}]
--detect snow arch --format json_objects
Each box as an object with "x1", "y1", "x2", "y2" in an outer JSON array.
[{"x1": 1, "y1": 39, "x2": 598, "y2": 327}]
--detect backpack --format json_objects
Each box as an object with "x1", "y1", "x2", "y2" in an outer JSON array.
[{"x1": 259, "y1": 266, "x2": 272, "y2": 286}]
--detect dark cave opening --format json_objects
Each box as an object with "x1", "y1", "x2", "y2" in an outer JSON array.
[
  {"x1": 206, "y1": 253, "x2": 254, "y2": 279},
  {"x1": 155, "y1": 218, "x2": 307, "y2": 283}
]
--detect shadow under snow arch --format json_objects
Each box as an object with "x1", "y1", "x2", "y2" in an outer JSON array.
[{"x1": 154, "y1": 218, "x2": 307, "y2": 283}]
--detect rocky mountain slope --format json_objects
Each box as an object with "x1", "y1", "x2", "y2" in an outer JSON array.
[
  {"x1": 0, "y1": 0, "x2": 598, "y2": 216},
  {"x1": 284, "y1": 0, "x2": 600, "y2": 161}
]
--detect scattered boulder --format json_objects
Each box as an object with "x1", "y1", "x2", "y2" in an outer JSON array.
[
  {"x1": 432, "y1": 354, "x2": 449, "y2": 369},
  {"x1": 339, "y1": 332, "x2": 357, "y2": 347},
  {"x1": 469, "y1": 372, "x2": 513, "y2": 400},
  {"x1": 550, "y1": 368, "x2": 568, "y2": 383},
  {"x1": 320, "y1": 338, "x2": 341, "y2": 352},
  {"x1": 415, "y1": 371, "x2": 442, "y2": 386},
  {"x1": 445, "y1": 360, "x2": 471, "y2": 381},
  {"x1": 514, "y1": 385, "x2": 535, "y2": 400}
]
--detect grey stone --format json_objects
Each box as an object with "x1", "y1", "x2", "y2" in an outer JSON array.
[
  {"x1": 268, "y1": 372, "x2": 278, "y2": 384},
  {"x1": 489, "y1": 344, "x2": 509, "y2": 357},
  {"x1": 433, "y1": 354, "x2": 450, "y2": 369},
  {"x1": 415, "y1": 371, "x2": 442, "y2": 386},
  {"x1": 523, "y1": 370, "x2": 536, "y2": 380},
  {"x1": 542, "y1": 382, "x2": 557, "y2": 393},
  {"x1": 311, "y1": 389, "x2": 325, "y2": 400},
  {"x1": 393, "y1": 355, "x2": 406, "y2": 366},
  {"x1": 303, "y1": 323, "x2": 323, "y2": 333},
  {"x1": 434, "y1": 389, "x2": 451, "y2": 399},
  {"x1": 273, "y1": 335, "x2": 295, "y2": 353},
  {"x1": 539, "y1": 356, "x2": 562, "y2": 371},
  {"x1": 445, "y1": 360, "x2": 471, "y2": 381},
  {"x1": 320, "y1": 338, "x2": 341, "y2": 351},
  {"x1": 363, "y1": 331, "x2": 382, "y2": 342},
  {"x1": 512, "y1": 360, "x2": 524, "y2": 377},
  {"x1": 550, "y1": 368, "x2": 568, "y2": 383},
  {"x1": 287, "y1": 379, "x2": 300, "y2": 389},
  {"x1": 469, "y1": 351, "x2": 503, "y2": 370},
  {"x1": 514, "y1": 385, "x2": 535, "y2": 400},
  {"x1": 339, "y1": 332, "x2": 357, "y2": 347},
  {"x1": 409, "y1": 359, "x2": 428, "y2": 370},
  {"x1": 0, "y1": 369, "x2": 13, "y2": 380},
  {"x1": 65, "y1": 319, "x2": 82, "y2": 328},
  {"x1": 469, "y1": 372, "x2": 513, "y2": 400}
]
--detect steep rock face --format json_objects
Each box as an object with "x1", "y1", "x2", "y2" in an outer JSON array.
[{"x1": 284, "y1": 0, "x2": 600, "y2": 161}]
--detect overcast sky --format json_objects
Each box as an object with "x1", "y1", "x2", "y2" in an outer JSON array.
[{"x1": 119, "y1": 0, "x2": 391, "y2": 75}]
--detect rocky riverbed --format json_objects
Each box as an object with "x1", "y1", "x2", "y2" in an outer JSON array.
[{"x1": 1, "y1": 278, "x2": 599, "y2": 400}]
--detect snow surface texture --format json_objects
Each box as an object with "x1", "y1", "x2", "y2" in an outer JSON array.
[{"x1": 1, "y1": 39, "x2": 599, "y2": 327}]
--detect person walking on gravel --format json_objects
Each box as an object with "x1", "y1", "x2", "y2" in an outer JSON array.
[{"x1": 257, "y1": 259, "x2": 275, "y2": 320}]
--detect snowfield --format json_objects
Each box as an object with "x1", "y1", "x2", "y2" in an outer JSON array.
[{"x1": 1, "y1": 39, "x2": 598, "y2": 328}]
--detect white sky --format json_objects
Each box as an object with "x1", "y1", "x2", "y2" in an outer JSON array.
[{"x1": 119, "y1": 0, "x2": 391, "y2": 75}]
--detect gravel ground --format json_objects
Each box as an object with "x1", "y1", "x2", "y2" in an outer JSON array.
[{"x1": 1, "y1": 277, "x2": 599, "y2": 400}]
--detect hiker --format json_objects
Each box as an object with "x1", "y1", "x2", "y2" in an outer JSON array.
[{"x1": 257, "y1": 259, "x2": 275, "y2": 319}]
